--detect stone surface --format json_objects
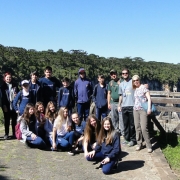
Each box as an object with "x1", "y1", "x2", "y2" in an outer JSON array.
[{"x1": 0, "y1": 130, "x2": 178, "y2": 180}]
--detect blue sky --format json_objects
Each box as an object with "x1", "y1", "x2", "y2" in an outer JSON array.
[{"x1": 0, "y1": 1, "x2": 180, "y2": 64}]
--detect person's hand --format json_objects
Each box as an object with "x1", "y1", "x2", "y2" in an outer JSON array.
[
  {"x1": 147, "y1": 109, "x2": 151, "y2": 115},
  {"x1": 118, "y1": 106, "x2": 121, "y2": 112},
  {"x1": 91, "y1": 142, "x2": 97, "y2": 149},
  {"x1": 52, "y1": 142, "x2": 57, "y2": 150},
  {"x1": 101, "y1": 157, "x2": 110, "y2": 164},
  {"x1": 84, "y1": 151, "x2": 89, "y2": 157},
  {"x1": 88, "y1": 150, "x2": 95, "y2": 158},
  {"x1": 108, "y1": 103, "x2": 111, "y2": 110},
  {"x1": 31, "y1": 133, "x2": 37, "y2": 140},
  {"x1": 16, "y1": 110, "x2": 19, "y2": 114}
]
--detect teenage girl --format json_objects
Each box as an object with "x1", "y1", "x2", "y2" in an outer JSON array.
[
  {"x1": 83, "y1": 115, "x2": 101, "y2": 158},
  {"x1": 71, "y1": 113, "x2": 86, "y2": 151},
  {"x1": 52, "y1": 107, "x2": 74, "y2": 155},
  {"x1": 86, "y1": 117, "x2": 120, "y2": 174},
  {"x1": 44, "y1": 101, "x2": 58, "y2": 145},
  {"x1": 1, "y1": 72, "x2": 19, "y2": 139},
  {"x1": 20, "y1": 103, "x2": 46, "y2": 149},
  {"x1": 35, "y1": 102, "x2": 46, "y2": 141}
]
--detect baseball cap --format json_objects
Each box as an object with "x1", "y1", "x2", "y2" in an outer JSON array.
[
  {"x1": 110, "y1": 69, "x2": 117, "y2": 74},
  {"x1": 21, "y1": 80, "x2": 29, "y2": 86}
]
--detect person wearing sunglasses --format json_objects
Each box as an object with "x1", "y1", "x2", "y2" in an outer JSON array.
[{"x1": 118, "y1": 68, "x2": 136, "y2": 147}]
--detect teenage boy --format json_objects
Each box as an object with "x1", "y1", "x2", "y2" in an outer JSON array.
[
  {"x1": 118, "y1": 68, "x2": 136, "y2": 147},
  {"x1": 39, "y1": 66, "x2": 61, "y2": 107},
  {"x1": 74, "y1": 68, "x2": 93, "y2": 121},
  {"x1": 57, "y1": 77, "x2": 75, "y2": 115},
  {"x1": 107, "y1": 69, "x2": 124, "y2": 136},
  {"x1": 92, "y1": 75, "x2": 107, "y2": 120},
  {"x1": 29, "y1": 71, "x2": 42, "y2": 105},
  {"x1": 13, "y1": 80, "x2": 33, "y2": 116}
]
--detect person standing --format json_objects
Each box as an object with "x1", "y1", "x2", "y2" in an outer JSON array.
[
  {"x1": 74, "y1": 68, "x2": 93, "y2": 121},
  {"x1": 39, "y1": 66, "x2": 61, "y2": 107},
  {"x1": 92, "y1": 74, "x2": 108, "y2": 120},
  {"x1": 118, "y1": 68, "x2": 136, "y2": 146},
  {"x1": 1, "y1": 72, "x2": 19, "y2": 139},
  {"x1": 107, "y1": 69, "x2": 124, "y2": 136},
  {"x1": 29, "y1": 71, "x2": 42, "y2": 105}
]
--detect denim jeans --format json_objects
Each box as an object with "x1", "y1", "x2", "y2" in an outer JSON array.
[
  {"x1": 26, "y1": 136, "x2": 47, "y2": 149},
  {"x1": 77, "y1": 102, "x2": 90, "y2": 121},
  {"x1": 96, "y1": 105, "x2": 107, "y2": 121}
]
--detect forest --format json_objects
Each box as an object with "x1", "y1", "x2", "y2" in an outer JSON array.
[{"x1": 0, "y1": 44, "x2": 179, "y2": 89}]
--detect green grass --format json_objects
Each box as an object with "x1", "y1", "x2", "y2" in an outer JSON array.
[
  {"x1": 0, "y1": 108, "x2": 4, "y2": 125},
  {"x1": 157, "y1": 132, "x2": 180, "y2": 175}
]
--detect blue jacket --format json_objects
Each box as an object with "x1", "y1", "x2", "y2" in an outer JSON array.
[
  {"x1": 39, "y1": 77, "x2": 61, "y2": 104},
  {"x1": 13, "y1": 90, "x2": 33, "y2": 115},
  {"x1": 92, "y1": 83, "x2": 107, "y2": 108},
  {"x1": 74, "y1": 68, "x2": 93, "y2": 103},
  {"x1": 29, "y1": 80, "x2": 42, "y2": 105},
  {"x1": 57, "y1": 86, "x2": 75, "y2": 109},
  {"x1": 95, "y1": 132, "x2": 120, "y2": 160}
]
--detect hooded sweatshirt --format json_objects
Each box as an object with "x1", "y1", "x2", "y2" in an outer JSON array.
[{"x1": 74, "y1": 68, "x2": 93, "y2": 103}]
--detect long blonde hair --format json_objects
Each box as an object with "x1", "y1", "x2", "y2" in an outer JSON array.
[
  {"x1": 45, "y1": 101, "x2": 57, "y2": 123},
  {"x1": 54, "y1": 107, "x2": 69, "y2": 130}
]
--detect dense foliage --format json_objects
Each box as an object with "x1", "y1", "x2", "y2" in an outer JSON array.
[{"x1": 0, "y1": 44, "x2": 180, "y2": 88}]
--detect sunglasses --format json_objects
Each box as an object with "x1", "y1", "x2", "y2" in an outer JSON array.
[
  {"x1": 133, "y1": 79, "x2": 139, "y2": 82},
  {"x1": 122, "y1": 72, "x2": 128, "y2": 75},
  {"x1": 110, "y1": 72, "x2": 116, "y2": 75}
]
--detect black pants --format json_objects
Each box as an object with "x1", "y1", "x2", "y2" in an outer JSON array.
[
  {"x1": 74, "y1": 131, "x2": 83, "y2": 148},
  {"x1": 122, "y1": 106, "x2": 136, "y2": 142},
  {"x1": 3, "y1": 110, "x2": 17, "y2": 136}
]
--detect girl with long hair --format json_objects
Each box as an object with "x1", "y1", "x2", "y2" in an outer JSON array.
[
  {"x1": 83, "y1": 115, "x2": 101, "y2": 157},
  {"x1": 44, "y1": 101, "x2": 58, "y2": 146},
  {"x1": 35, "y1": 102, "x2": 46, "y2": 141},
  {"x1": 20, "y1": 103, "x2": 46, "y2": 149},
  {"x1": 1, "y1": 72, "x2": 19, "y2": 139},
  {"x1": 52, "y1": 107, "x2": 74, "y2": 155},
  {"x1": 86, "y1": 117, "x2": 120, "y2": 174}
]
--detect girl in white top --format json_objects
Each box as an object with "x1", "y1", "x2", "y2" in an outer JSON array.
[{"x1": 52, "y1": 107, "x2": 74, "y2": 155}]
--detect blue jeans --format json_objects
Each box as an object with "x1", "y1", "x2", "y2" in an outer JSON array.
[
  {"x1": 56, "y1": 131, "x2": 74, "y2": 148},
  {"x1": 86, "y1": 151, "x2": 116, "y2": 174},
  {"x1": 26, "y1": 136, "x2": 47, "y2": 149},
  {"x1": 77, "y1": 102, "x2": 90, "y2": 121},
  {"x1": 96, "y1": 105, "x2": 107, "y2": 121}
]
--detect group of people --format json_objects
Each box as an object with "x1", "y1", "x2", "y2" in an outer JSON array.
[{"x1": 0, "y1": 66, "x2": 153, "y2": 174}]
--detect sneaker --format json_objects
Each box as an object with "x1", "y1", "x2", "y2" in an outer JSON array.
[
  {"x1": 128, "y1": 141, "x2": 135, "y2": 147},
  {"x1": 147, "y1": 148, "x2": 152, "y2": 153},
  {"x1": 135, "y1": 146, "x2": 142, "y2": 151},
  {"x1": 68, "y1": 151, "x2": 75, "y2": 156},
  {"x1": 122, "y1": 140, "x2": 129, "y2": 145},
  {"x1": 4, "y1": 135, "x2": 9, "y2": 140}
]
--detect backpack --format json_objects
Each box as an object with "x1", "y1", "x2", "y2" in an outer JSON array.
[{"x1": 15, "y1": 122, "x2": 22, "y2": 140}]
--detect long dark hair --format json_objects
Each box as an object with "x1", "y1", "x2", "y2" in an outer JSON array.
[
  {"x1": 97, "y1": 117, "x2": 116, "y2": 145},
  {"x1": 21, "y1": 103, "x2": 35, "y2": 124}
]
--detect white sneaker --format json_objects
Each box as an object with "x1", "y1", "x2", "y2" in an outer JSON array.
[
  {"x1": 136, "y1": 146, "x2": 141, "y2": 151},
  {"x1": 147, "y1": 148, "x2": 152, "y2": 153},
  {"x1": 68, "y1": 151, "x2": 75, "y2": 156}
]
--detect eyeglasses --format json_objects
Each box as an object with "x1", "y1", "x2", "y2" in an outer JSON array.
[
  {"x1": 122, "y1": 72, "x2": 128, "y2": 75},
  {"x1": 133, "y1": 79, "x2": 139, "y2": 82}
]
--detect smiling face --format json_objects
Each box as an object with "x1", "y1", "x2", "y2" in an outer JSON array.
[
  {"x1": 103, "y1": 120, "x2": 111, "y2": 131},
  {"x1": 5, "y1": 75, "x2": 12, "y2": 83},
  {"x1": 38, "y1": 104, "x2": 44, "y2": 113},
  {"x1": 29, "y1": 107, "x2": 34, "y2": 115},
  {"x1": 72, "y1": 113, "x2": 80, "y2": 125},
  {"x1": 133, "y1": 79, "x2": 140, "y2": 87},
  {"x1": 90, "y1": 118, "x2": 97, "y2": 127},
  {"x1": 63, "y1": 108, "x2": 68, "y2": 118},
  {"x1": 110, "y1": 72, "x2": 117, "y2": 80},
  {"x1": 49, "y1": 104, "x2": 55, "y2": 113},
  {"x1": 121, "y1": 70, "x2": 129, "y2": 80}
]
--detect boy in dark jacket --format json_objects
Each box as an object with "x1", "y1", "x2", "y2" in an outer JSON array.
[
  {"x1": 92, "y1": 75, "x2": 108, "y2": 120},
  {"x1": 39, "y1": 66, "x2": 61, "y2": 107},
  {"x1": 74, "y1": 68, "x2": 93, "y2": 121},
  {"x1": 29, "y1": 71, "x2": 42, "y2": 105},
  {"x1": 57, "y1": 77, "x2": 75, "y2": 115}
]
